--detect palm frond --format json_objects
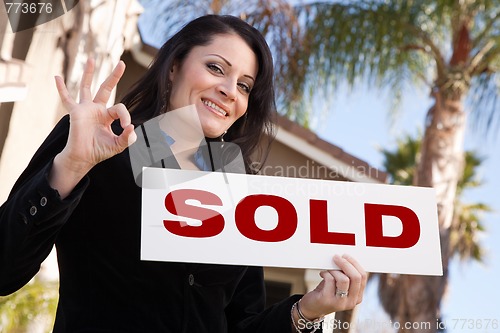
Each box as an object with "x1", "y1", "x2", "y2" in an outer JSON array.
[
  {"x1": 468, "y1": 72, "x2": 500, "y2": 136},
  {"x1": 290, "y1": 0, "x2": 499, "y2": 127}
]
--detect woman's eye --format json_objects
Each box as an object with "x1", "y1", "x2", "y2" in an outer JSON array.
[
  {"x1": 207, "y1": 63, "x2": 223, "y2": 74},
  {"x1": 238, "y1": 82, "x2": 251, "y2": 94}
]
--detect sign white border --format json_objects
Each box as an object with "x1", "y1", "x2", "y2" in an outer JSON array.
[{"x1": 141, "y1": 167, "x2": 442, "y2": 275}]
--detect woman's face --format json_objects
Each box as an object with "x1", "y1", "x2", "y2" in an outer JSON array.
[{"x1": 168, "y1": 33, "x2": 258, "y2": 138}]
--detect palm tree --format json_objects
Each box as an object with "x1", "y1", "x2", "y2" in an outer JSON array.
[
  {"x1": 377, "y1": 134, "x2": 490, "y2": 332},
  {"x1": 290, "y1": 1, "x2": 499, "y2": 331}
]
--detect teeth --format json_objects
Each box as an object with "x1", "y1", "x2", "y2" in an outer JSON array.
[{"x1": 203, "y1": 100, "x2": 227, "y2": 116}]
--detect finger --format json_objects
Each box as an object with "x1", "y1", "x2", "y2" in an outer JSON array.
[
  {"x1": 342, "y1": 254, "x2": 368, "y2": 302},
  {"x1": 319, "y1": 270, "x2": 336, "y2": 296},
  {"x1": 117, "y1": 124, "x2": 137, "y2": 149},
  {"x1": 329, "y1": 270, "x2": 350, "y2": 297},
  {"x1": 107, "y1": 103, "x2": 136, "y2": 149},
  {"x1": 107, "y1": 103, "x2": 131, "y2": 128},
  {"x1": 342, "y1": 254, "x2": 367, "y2": 280},
  {"x1": 79, "y1": 58, "x2": 95, "y2": 102},
  {"x1": 334, "y1": 255, "x2": 363, "y2": 303},
  {"x1": 55, "y1": 76, "x2": 76, "y2": 110},
  {"x1": 93, "y1": 61, "x2": 126, "y2": 105},
  {"x1": 333, "y1": 255, "x2": 361, "y2": 283}
]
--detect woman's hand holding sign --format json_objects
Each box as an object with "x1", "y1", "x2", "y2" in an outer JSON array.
[{"x1": 292, "y1": 254, "x2": 367, "y2": 331}]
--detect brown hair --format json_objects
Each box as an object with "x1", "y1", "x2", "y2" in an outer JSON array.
[{"x1": 121, "y1": 15, "x2": 277, "y2": 172}]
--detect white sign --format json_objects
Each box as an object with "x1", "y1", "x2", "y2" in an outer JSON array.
[{"x1": 141, "y1": 167, "x2": 442, "y2": 275}]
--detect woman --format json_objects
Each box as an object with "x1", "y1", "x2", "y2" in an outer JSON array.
[{"x1": 0, "y1": 15, "x2": 366, "y2": 332}]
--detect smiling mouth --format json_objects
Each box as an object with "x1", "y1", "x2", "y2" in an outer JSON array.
[{"x1": 202, "y1": 99, "x2": 227, "y2": 117}]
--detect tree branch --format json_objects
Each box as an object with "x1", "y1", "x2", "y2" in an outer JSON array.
[
  {"x1": 400, "y1": 44, "x2": 428, "y2": 53},
  {"x1": 404, "y1": 23, "x2": 447, "y2": 79},
  {"x1": 471, "y1": 9, "x2": 500, "y2": 50},
  {"x1": 470, "y1": 44, "x2": 500, "y2": 76},
  {"x1": 469, "y1": 40, "x2": 495, "y2": 73}
]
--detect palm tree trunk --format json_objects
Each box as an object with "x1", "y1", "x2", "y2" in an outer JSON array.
[{"x1": 396, "y1": 89, "x2": 466, "y2": 332}]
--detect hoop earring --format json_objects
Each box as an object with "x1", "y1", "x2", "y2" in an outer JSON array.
[{"x1": 220, "y1": 130, "x2": 227, "y2": 142}]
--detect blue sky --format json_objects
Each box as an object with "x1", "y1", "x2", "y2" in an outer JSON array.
[{"x1": 315, "y1": 83, "x2": 500, "y2": 332}]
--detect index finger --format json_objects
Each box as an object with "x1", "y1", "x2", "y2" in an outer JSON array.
[{"x1": 93, "y1": 61, "x2": 126, "y2": 105}]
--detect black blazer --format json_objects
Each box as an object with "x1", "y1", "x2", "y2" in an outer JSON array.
[{"x1": 0, "y1": 115, "x2": 301, "y2": 332}]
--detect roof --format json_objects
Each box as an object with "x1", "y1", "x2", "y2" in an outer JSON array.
[{"x1": 276, "y1": 115, "x2": 387, "y2": 183}]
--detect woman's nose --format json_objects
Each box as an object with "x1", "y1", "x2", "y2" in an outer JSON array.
[{"x1": 218, "y1": 80, "x2": 237, "y2": 101}]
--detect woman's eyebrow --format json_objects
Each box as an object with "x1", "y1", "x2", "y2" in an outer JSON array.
[{"x1": 207, "y1": 53, "x2": 255, "y2": 82}]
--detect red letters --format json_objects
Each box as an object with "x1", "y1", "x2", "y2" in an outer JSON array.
[
  {"x1": 162, "y1": 191, "x2": 421, "y2": 249},
  {"x1": 163, "y1": 189, "x2": 224, "y2": 238},
  {"x1": 310, "y1": 200, "x2": 356, "y2": 245},
  {"x1": 364, "y1": 203, "x2": 420, "y2": 248},
  {"x1": 235, "y1": 195, "x2": 297, "y2": 242}
]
